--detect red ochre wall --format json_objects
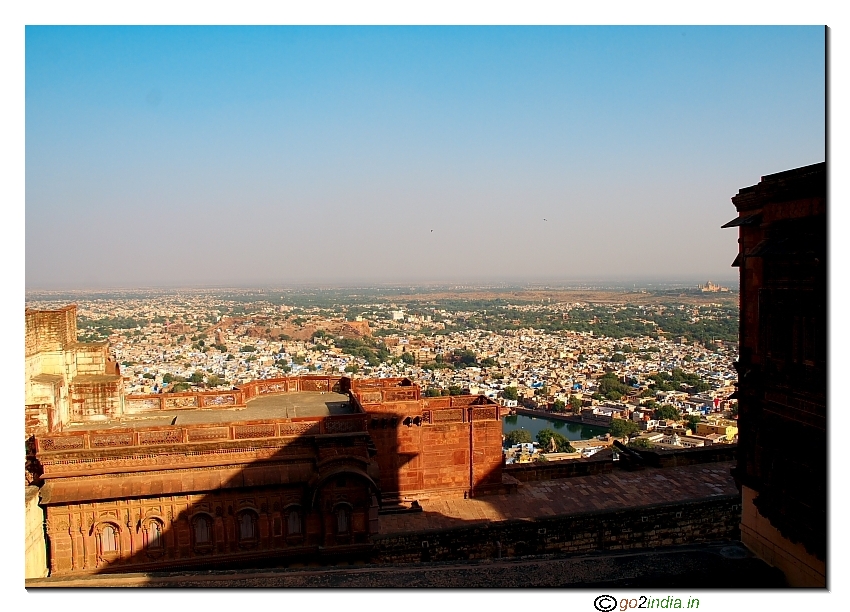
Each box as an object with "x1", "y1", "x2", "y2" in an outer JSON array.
[
  {"x1": 364, "y1": 399, "x2": 503, "y2": 499},
  {"x1": 44, "y1": 485, "x2": 374, "y2": 575}
]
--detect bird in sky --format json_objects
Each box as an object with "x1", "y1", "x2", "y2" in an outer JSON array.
[{"x1": 543, "y1": 218, "x2": 547, "y2": 221}]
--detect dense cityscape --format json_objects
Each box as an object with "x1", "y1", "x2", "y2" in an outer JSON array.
[
  {"x1": 21, "y1": 22, "x2": 828, "y2": 594},
  {"x1": 26, "y1": 283, "x2": 741, "y2": 458}
]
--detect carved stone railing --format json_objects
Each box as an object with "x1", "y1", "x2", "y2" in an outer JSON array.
[
  {"x1": 34, "y1": 413, "x2": 369, "y2": 455},
  {"x1": 240, "y1": 375, "x2": 347, "y2": 401},
  {"x1": 124, "y1": 391, "x2": 245, "y2": 413},
  {"x1": 124, "y1": 375, "x2": 350, "y2": 414}
]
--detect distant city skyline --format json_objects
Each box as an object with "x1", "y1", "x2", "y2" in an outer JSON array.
[{"x1": 26, "y1": 26, "x2": 825, "y2": 289}]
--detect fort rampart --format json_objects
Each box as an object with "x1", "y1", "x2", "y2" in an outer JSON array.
[{"x1": 371, "y1": 495, "x2": 742, "y2": 564}]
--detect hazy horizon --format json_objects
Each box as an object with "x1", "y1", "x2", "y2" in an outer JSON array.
[
  {"x1": 26, "y1": 26, "x2": 824, "y2": 290},
  {"x1": 25, "y1": 276, "x2": 739, "y2": 296}
]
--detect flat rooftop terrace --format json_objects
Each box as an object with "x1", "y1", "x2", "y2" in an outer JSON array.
[
  {"x1": 379, "y1": 461, "x2": 738, "y2": 534},
  {"x1": 63, "y1": 391, "x2": 354, "y2": 431}
]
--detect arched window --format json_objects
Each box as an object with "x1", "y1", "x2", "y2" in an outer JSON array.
[
  {"x1": 238, "y1": 511, "x2": 257, "y2": 541},
  {"x1": 286, "y1": 509, "x2": 301, "y2": 536},
  {"x1": 100, "y1": 524, "x2": 119, "y2": 553},
  {"x1": 335, "y1": 506, "x2": 350, "y2": 535},
  {"x1": 145, "y1": 520, "x2": 163, "y2": 549},
  {"x1": 193, "y1": 515, "x2": 212, "y2": 545}
]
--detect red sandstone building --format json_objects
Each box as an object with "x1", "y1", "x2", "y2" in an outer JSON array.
[
  {"x1": 25, "y1": 306, "x2": 504, "y2": 575},
  {"x1": 724, "y1": 161, "x2": 826, "y2": 586}
]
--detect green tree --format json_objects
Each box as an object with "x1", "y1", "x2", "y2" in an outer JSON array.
[
  {"x1": 551, "y1": 399, "x2": 567, "y2": 413},
  {"x1": 206, "y1": 375, "x2": 225, "y2": 387},
  {"x1": 448, "y1": 385, "x2": 464, "y2": 396},
  {"x1": 569, "y1": 395, "x2": 583, "y2": 411},
  {"x1": 610, "y1": 418, "x2": 639, "y2": 438},
  {"x1": 536, "y1": 428, "x2": 575, "y2": 453},
  {"x1": 142, "y1": 373, "x2": 155, "y2": 380},
  {"x1": 171, "y1": 382, "x2": 190, "y2": 393},
  {"x1": 190, "y1": 371, "x2": 205, "y2": 384},
  {"x1": 453, "y1": 349, "x2": 478, "y2": 368},
  {"x1": 642, "y1": 399, "x2": 659, "y2": 411},
  {"x1": 401, "y1": 352, "x2": 416, "y2": 365},
  {"x1": 684, "y1": 415, "x2": 701, "y2": 434},
  {"x1": 501, "y1": 386, "x2": 519, "y2": 401},
  {"x1": 480, "y1": 357, "x2": 497, "y2": 368},
  {"x1": 239, "y1": 345, "x2": 257, "y2": 353},
  {"x1": 654, "y1": 404, "x2": 681, "y2": 421},
  {"x1": 628, "y1": 437, "x2": 654, "y2": 449},
  {"x1": 344, "y1": 364, "x2": 360, "y2": 374},
  {"x1": 504, "y1": 429, "x2": 533, "y2": 447},
  {"x1": 424, "y1": 387, "x2": 442, "y2": 397},
  {"x1": 162, "y1": 373, "x2": 174, "y2": 384},
  {"x1": 598, "y1": 372, "x2": 630, "y2": 400},
  {"x1": 292, "y1": 355, "x2": 306, "y2": 365}
]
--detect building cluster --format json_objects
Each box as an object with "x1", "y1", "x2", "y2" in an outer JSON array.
[{"x1": 24, "y1": 298, "x2": 738, "y2": 420}]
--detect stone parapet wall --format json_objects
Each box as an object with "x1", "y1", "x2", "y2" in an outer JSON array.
[
  {"x1": 241, "y1": 375, "x2": 347, "y2": 401},
  {"x1": 505, "y1": 453, "x2": 614, "y2": 482},
  {"x1": 627, "y1": 444, "x2": 738, "y2": 468},
  {"x1": 125, "y1": 390, "x2": 246, "y2": 413},
  {"x1": 371, "y1": 495, "x2": 742, "y2": 564},
  {"x1": 25, "y1": 486, "x2": 48, "y2": 578},
  {"x1": 124, "y1": 375, "x2": 352, "y2": 414},
  {"x1": 35, "y1": 414, "x2": 368, "y2": 460}
]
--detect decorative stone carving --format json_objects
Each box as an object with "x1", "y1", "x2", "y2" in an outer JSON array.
[
  {"x1": 126, "y1": 398, "x2": 161, "y2": 411},
  {"x1": 164, "y1": 395, "x2": 199, "y2": 409},
  {"x1": 90, "y1": 433, "x2": 133, "y2": 448},
  {"x1": 40, "y1": 436, "x2": 85, "y2": 451},
  {"x1": 187, "y1": 427, "x2": 229, "y2": 442},
  {"x1": 472, "y1": 407, "x2": 497, "y2": 421},
  {"x1": 259, "y1": 383, "x2": 287, "y2": 394},
  {"x1": 431, "y1": 409, "x2": 464, "y2": 423},
  {"x1": 234, "y1": 424, "x2": 276, "y2": 439},
  {"x1": 203, "y1": 394, "x2": 236, "y2": 406},
  {"x1": 325, "y1": 419, "x2": 365, "y2": 434},
  {"x1": 278, "y1": 422, "x2": 320, "y2": 436},
  {"x1": 139, "y1": 430, "x2": 182, "y2": 445}
]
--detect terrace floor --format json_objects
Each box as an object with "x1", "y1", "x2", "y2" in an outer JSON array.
[
  {"x1": 63, "y1": 391, "x2": 354, "y2": 431},
  {"x1": 379, "y1": 461, "x2": 738, "y2": 534}
]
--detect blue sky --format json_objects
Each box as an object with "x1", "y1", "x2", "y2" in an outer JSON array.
[{"x1": 25, "y1": 26, "x2": 825, "y2": 288}]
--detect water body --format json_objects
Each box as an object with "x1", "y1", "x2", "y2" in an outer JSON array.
[{"x1": 503, "y1": 414, "x2": 607, "y2": 441}]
